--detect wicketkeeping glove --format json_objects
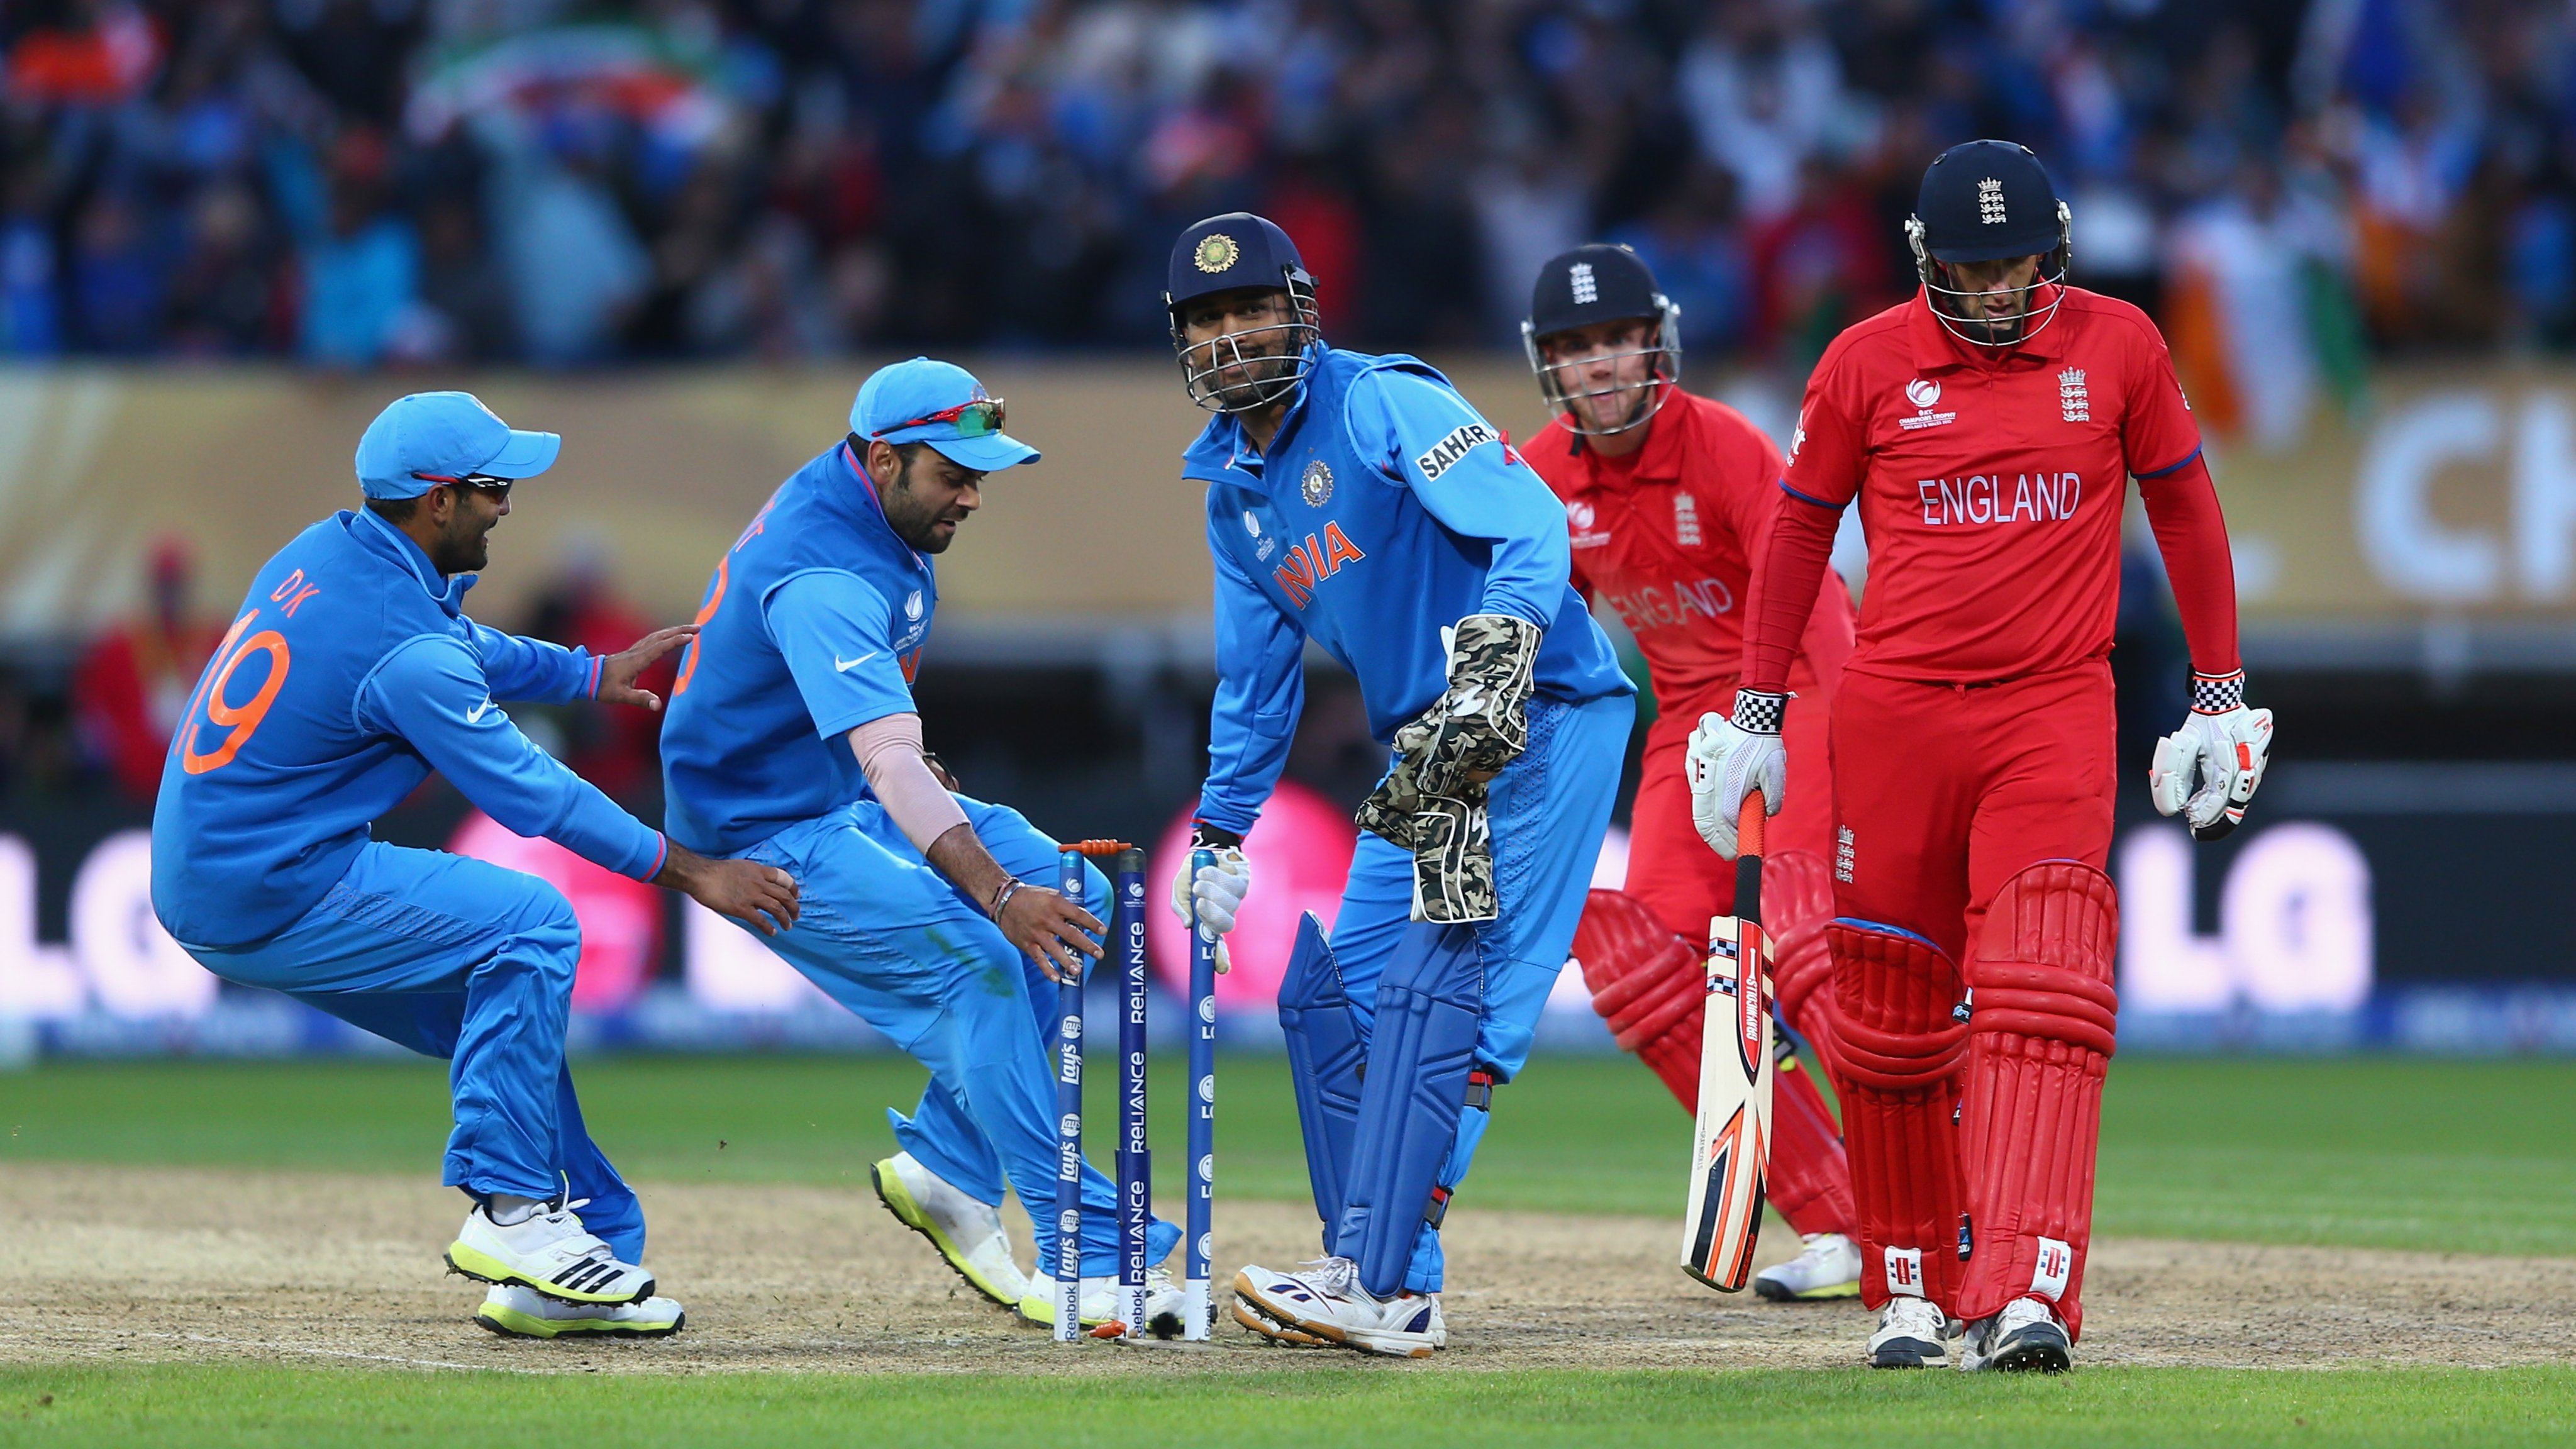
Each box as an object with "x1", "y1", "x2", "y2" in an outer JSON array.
[
  {"x1": 1685, "y1": 689, "x2": 1789, "y2": 860},
  {"x1": 2150, "y1": 670, "x2": 2275, "y2": 841},
  {"x1": 1168, "y1": 826, "x2": 1250, "y2": 974},
  {"x1": 1354, "y1": 614, "x2": 1542, "y2": 923}
]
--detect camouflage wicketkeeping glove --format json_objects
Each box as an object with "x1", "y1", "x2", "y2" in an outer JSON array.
[{"x1": 1354, "y1": 614, "x2": 1543, "y2": 923}]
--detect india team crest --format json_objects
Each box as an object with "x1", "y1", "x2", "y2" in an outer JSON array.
[
  {"x1": 1194, "y1": 233, "x2": 1240, "y2": 274},
  {"x1": 1301, "y1": 458, "x2": 1334, "y2": 506}
]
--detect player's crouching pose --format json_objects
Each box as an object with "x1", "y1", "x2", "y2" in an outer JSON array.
[
  {"x1": 151, "y1": 392, "x2": 800, "y2": 1340},
  {"x1": 1691, "y1": 143, "x2": 2274, "y2": 1372},
  {"x1": 657, "y1": 359, "x2": 1187, "y2": 1335},
  {"x1": 1160, "y1": 214, "x2": 1636, "y2": 1358},
  {"x1": 1519, "y1": 244, "x2": 1864, "y2": 1303}
]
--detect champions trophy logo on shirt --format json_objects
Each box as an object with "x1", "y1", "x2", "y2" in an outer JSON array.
[
  {"x1": 2059, "y1": 368, "x2": 2090, "y2": 423},
  {"x1": 1979, "y1": 177, "x2": 2007, "y2": 225},
  {"x1": 1566, "y1": 498, "x2": 1609, "y2": 550},
  {"x1": 1899, "y1": 378, "x2": 1956, "y2": 431}
]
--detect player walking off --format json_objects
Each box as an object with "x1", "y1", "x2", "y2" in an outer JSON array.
[
  {"x1": 657, "y1": 358, "x2": 1187, "y2": 1335},
  {"x1": 1518, "y1": 244, "x2": 1864, "y2": 1304},
  {"x1": 1159, "y1": 214, "x2": 1636, "y2": 1358},
  {"x1": 1689, "y1": 143, "x2": 2273, "y2": 1372},
  {"x1": 151, "y1": 392, "x2": 801, "y2": 1340}
]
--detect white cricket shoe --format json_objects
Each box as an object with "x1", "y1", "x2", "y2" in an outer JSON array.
[
  {"x1": 1957, "y1": 1296, "x2": 2072, "y2": 1372},
  {"x1": 871, "y1": 1152, "x2": 1029, "y2": 1308},
  {"x1": 1233, "y1": 1288, "x2": 1446, "y2": 1350},
  {"x1": 1016, "y1": 1265, "x2": 1186, "y2": 1339},
  {"x1": 1232, "y1": 1258, "x2": 1441, "y2": 1360},
  {"x1": 474, "y1": 1284, "x2": 685, "y2": 1339},
  {"x1": 1866, "y1": 1294, "x2": 1953, "y2": 1369},
  {"x1": 1754, "y1": 1233, "x2": 1863, "y2": 1302},
  {"x1": 445, "y1": 1199, "x2": 653, "y2": 1305}
]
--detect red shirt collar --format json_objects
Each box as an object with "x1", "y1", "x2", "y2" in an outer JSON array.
[{"x1": 1906, "y1": 285, "x2": 2069, "y2": 373}]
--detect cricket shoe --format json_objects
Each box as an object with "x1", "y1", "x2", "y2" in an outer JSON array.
[
  {"x1": 1866, "y1": 1295, "x2": 1954, "y2": 1369},
  {"x1": 1236, "y1": 1279, "x2": 1445, "y2": 1352},
  {"x1": 871, "y1": 1152, "x2": 1029, "y2": 1308},
  {"x1": 1015, "y1": 1266, "x2": 1186, "y2": 1339},
  {"x1": 475, "y1": 1284, "x2": 686, "y2": 1340},
  {"x1": 445, "y1": 1198, "x2": 654, "y2": 1305},
  {"x1": 1754, "y1": 1233, "x2": 1863, "y2": 1302},
  {"x1": 1232, "y1": 1258, "x2": 1441, "y2": 1360},
  {"x1": 1957, "y1": 1296, "x2": 2072, "y2": 1373}
]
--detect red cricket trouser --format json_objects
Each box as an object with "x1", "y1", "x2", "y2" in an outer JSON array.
[{"x1": 1827, "y1": 661, "x2": 2118, "y2": 1333}]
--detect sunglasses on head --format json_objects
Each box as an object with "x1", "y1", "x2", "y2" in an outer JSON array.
[
  {"x1": 877, "y1": 397, "x2": 1006, "y2": 440},
  {"x1": 411, "y1": 472, "x2": 514, "y2": 499}
]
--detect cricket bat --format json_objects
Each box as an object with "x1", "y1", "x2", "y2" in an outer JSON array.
[{"x1": 1680, "y1": 792, "x2": 1774, "y2": 1292}]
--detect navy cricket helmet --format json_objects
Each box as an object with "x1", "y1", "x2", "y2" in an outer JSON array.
[
  {"x1": 1164, "y1": 213, "x2": 1321, "y2": 414},
  {"x1": 1905, "y1": 140, "x2": 2072, "y2": 347},
  {"x1": 1521, "y1": 243, "x2": 1683, "y2": 436}
]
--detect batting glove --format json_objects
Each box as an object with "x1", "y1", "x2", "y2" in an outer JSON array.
[
  {"x1": 2149, "y1": 670, "x2": 2275, "y2": 841},
  {"x1": 1686, "y1": 689, "x2": 1789, "y2": 860}
]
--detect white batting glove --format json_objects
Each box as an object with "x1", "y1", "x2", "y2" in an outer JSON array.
[
  {"x1": 2150, "y1": 670, "x2": 2275, "y2": 841},
  {"x1": 1685, "y1": 689, "x2": 1789, "y2": 860},
  {"x1": 1167, "y1": 840, "x2": 1250, "y2": 974}
]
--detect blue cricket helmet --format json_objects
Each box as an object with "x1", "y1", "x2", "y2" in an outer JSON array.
[
  {"x1": 1163, "y1": 213, "x2": 1321, "y2": 414},
  {"x1": 1904, "y1": 140, "x2": 2073, "y2": 348}
]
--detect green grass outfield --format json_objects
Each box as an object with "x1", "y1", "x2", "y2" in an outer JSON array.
[
  {"x1": 4, "y1": 1054, "x2": 2574, "y2": 1444},
  {"x1": 0, "y1": 1364, "x2": 2571, "y2": 1448},
  {"x1": 6, "y1": 1054, "x2": 2574, "y2": 1253}
]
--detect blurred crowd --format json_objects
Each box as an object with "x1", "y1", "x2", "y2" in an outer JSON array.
[{"x1": 0, "y1": 0, "x2": 2567, "y2": 382}]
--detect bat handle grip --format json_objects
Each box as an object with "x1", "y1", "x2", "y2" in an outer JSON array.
[{"x1": 1736, "y1": 791, "x2": 1765, "y2": 860}]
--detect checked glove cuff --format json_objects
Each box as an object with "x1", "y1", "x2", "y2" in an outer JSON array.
[
  {"x1": 1731, "y1": 687, "x2": 1789, "y2": 735},
  {"x1": 2189, "y1": 670, "x2": 2246, "y2": 714}
]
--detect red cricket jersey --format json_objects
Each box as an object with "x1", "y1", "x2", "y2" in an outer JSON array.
[
  {"x1": 1526, "y1": 389, "x2": 1851, "y2": 707},
  {"x1": 1767, "y1": 287, "x2": 2206, "y2": 685}
]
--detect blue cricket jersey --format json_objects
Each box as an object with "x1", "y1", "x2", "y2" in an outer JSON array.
[
  {"x1": 1190, "y1": 347, "x2": 1631, "y2": 836},
  {"x1": 151, "y1": 508, "x2": 666, "y2": 949},
  {"x1": 660, "y1": 441, "x2": 936, "y2": 857}
]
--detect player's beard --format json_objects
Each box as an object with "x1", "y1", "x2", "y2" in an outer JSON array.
[
  {"x1": 885, "y1": 460, "x2": 967, "y2": 555},
  {"x1": 431, "y1": 510, "x2": 496, "y2": 574}
]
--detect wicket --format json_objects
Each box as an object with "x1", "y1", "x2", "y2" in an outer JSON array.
[{"x1": 1052, "y1": 839, "x2": 1219, "y2": 1343}]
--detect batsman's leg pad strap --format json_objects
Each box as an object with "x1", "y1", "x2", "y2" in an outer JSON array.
[
  {"x1": 1827, "y1": 918, "x2": 1967, "y2": 1311},
  {"x1": 1333, "y1": 921, "x2": 1485, "y2": 1297},
  {"x1": 1572, "y1": 889, "x2": 1702, "y2": 1110},
  {"x1": 1765, "y1": 1048, "x2": 1857, "y2": 1238},
  {"x1": 1277, "y1": 911, "x2": 1366, "y2": 1240},
  {"x1": 1955, "y1": 861, "x2": 2119, "y2": 1338}
]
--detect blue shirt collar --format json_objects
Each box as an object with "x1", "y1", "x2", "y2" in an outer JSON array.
[
  {"x1": 839, "y1": 441, "x2": 933, "y2": 575},
  {"x1": 348, "y1": 505, "x2": 474, "y2": 617}
]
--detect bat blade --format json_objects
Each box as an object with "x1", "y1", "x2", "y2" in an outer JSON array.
[{"x1": 1679, "y1": 794, "x2": 1776, "y2": 1292}]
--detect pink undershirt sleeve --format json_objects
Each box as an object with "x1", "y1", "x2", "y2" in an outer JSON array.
[{"x1": 848, "y1": 713, "x2": 971, "y2": 855}]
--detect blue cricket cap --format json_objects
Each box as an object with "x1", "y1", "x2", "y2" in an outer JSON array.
[
  {"x1": 354, "y1": 392, "x2": 562, "y2": 501},
  {"x1": 850, "y1": 357, "x2": 1039, "y2": 473}
]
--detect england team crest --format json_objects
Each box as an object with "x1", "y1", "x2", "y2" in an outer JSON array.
[{"x1": 1301, "y1": 458, "x2": 1334, "y2": 506}]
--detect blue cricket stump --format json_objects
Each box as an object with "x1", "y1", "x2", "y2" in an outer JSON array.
[
  {"x1": 1052, "y1": 847, "x2": 1087, "y2": 1342},
  {"x1": 1114, "y1": 846, "x2": 1151, "y2": 1340},
  {"x1": 1185, "y1": 845, "x2": 1218, "y2": 1341}
]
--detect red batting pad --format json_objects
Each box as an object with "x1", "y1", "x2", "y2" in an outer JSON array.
[
  {"x1": 1828, "y1": 919, "x2": 1968, "y2": 1312},
  {"x1": 1764, "y1": 848, "x2": 1842, "y2": 1077},
  {"x1": 1574, "y1": 889, "x2": 1704, "y2": 1111},
  {"x1": 1767, "y1": 1050, "x2": 1857, "y2": 1238},
  {"x1": 1954, "y1": 860, "x2": 2119, "y2": 1338}
]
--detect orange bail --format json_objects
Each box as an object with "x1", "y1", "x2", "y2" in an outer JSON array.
[{"x1": 1060, "y1": 839, "x2": 1135, "y2": 858}]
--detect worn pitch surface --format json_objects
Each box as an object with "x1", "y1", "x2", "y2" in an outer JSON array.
[{"x1": 1, "y1": 1164, "x2": 2562, "y2": 1375}]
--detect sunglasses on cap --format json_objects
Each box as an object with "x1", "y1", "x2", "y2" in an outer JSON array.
[
  {"x1": 411, "y1": 472, "x2": 514, "y2": 499},
  {"x1": 875, "y1": 397, "x2": 1007, "y2": 440}
]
